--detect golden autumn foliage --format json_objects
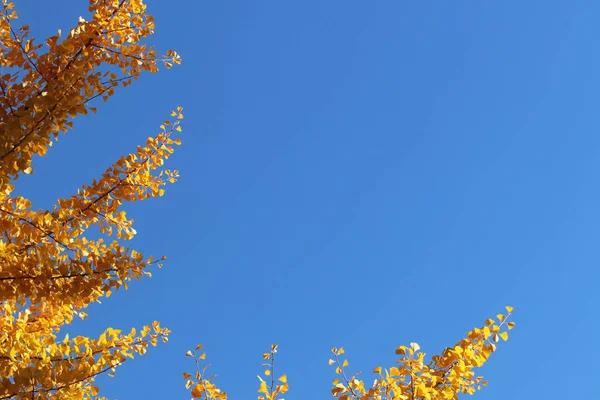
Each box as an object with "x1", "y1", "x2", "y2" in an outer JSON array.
[
  {"x1": 0, "y1": 0, "x2": 181, "y2": 398},
  {"x1": 184, "y1": 307, "x2": 515, "y2": 400},
  {"x1": 0, "y1": 1, "x2": 515, "y2": 399}
]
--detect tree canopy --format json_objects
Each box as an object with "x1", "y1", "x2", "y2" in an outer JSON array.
[{"x1": 0, "y1": 1, "x2": 513, "y2": 399}]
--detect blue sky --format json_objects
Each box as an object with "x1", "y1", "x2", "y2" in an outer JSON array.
[{"x1": 13, "y1": 0, "x2": 600, "y2": 398}]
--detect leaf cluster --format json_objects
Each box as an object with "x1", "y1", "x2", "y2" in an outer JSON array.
[
  {"x1": 0, "y1": 1, "x2": 182, "y2": 397},
  {"x1": 184, "y1": 308, "x2": 515, "y2": 400}
]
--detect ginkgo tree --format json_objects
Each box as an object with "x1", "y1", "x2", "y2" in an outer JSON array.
[
  {"x1": 0, "y1": 0, "x2": 181, "y2": 398},
  {"x1": 0, "y1": 1, "x2": 515, "y2": 399},
  {"x1": 183, "y1": 307, "x2": 515, "y2": 400}
]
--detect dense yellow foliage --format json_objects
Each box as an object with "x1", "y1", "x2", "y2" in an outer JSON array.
[
  {"x1": 0, "y1": 1, "x2": 180, "y2": 398},
  {"x1": 0, "y1": 1, "x2": 514, "y2": 399}
]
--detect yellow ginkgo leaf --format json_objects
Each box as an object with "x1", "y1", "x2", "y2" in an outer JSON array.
[
  {"x1": 258, "y1": 381, "x2": 268, "y2": 394},
  {"x1": 191, "y1": 384, "x2": 203, "y2": 398}
]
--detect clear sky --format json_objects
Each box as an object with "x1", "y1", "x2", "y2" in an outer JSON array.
[{"x1": 13, "y1": 0, "x2": 600, "y2": 398}]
